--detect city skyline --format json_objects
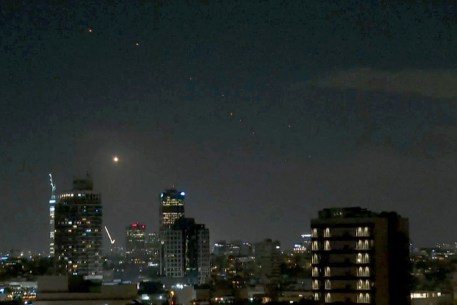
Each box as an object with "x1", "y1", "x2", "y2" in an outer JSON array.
[{"x1": 3, "y1": 1, "x2": 457, "y2": 252}]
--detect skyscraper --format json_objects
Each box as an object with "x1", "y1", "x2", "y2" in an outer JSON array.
[
  {"x1": 125, "y1": 222, "x2": 147, "y2": 265},
  {"x1": 145, "y1": 232, "x2": 161, "y2": 267},
  {"x1": 310, "y1": 207, "x2": 410, "y2": 305},
  {"x1": 48, "y1": 174, "x2": 57, "y2": 257},
  {"x1": 159, "y1": 189, "x2": 185, "y2": 231},
  {"x1": 54, "y1": 175, "x2": 103, "y2": 279},
  {"x1": 162, "y1": 218, "x2": 210, "y2": 284}
]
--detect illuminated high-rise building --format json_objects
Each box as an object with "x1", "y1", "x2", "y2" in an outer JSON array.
[
  {"x1": 310, "y1": 207, "x2": 410, "y2": 305},
  {"x1": 159, "y1": 189, "x2": 185, "y2": 230},
  {"x1": 54, "y1": 175, "x2": 103, "y2": 279},
  {"x1": 125, "y1": 222, "x2": 146, "y2": 264},
  {"x1": 48, "y1": 174, "x2": 57, "y2": 257},
  {"x1": 145, "y1": 232, "x2": 161, "y2": 267}
]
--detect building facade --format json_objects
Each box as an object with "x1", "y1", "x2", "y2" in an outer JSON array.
[
  {"x1": 311, "y1": 207, "x2": 410, "y2": 305},
  {"x1": 159, "y1": 189, "x2": 185, "y2": 231},
  {"x1": 162, "y1": 218, "x2": 210, "y2": 284},
  {"x1": 145, "y1": 232, "x2": 161, "y2": 267},
  {"x1": 125, "y1": 223, "x2": 147, "y2": 265},
  {"x1": 54, "y1": 176, "x2": 103, "y2": 279},
  {"x1": 49, "y1": 174, "x2": 57, "y2": 257},
  {"x1": 254, "y1": 239, "x2": 281, "y2": 282}
]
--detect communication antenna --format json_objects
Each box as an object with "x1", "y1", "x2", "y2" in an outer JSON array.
[{"x1": 49, "y1": 173, "x2": 56, "y2": 200}]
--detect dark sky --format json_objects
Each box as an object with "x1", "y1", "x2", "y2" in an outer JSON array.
[{"x1": 2, "y1": 1, "x2": 457, "y2": 252}]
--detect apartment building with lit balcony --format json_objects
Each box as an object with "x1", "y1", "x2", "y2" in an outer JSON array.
[
  {"x1": 311, "y1": 207, "x2": 410, "y2": 305},
  {"x1": 54, "y1": 175, "x2": 102, "y2": 280}
]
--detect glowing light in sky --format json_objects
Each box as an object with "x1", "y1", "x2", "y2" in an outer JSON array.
[{"x1": 113, "y1": 156, "x2": 119, "y2": 163}]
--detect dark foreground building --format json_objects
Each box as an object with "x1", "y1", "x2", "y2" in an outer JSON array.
[
  {"x1": 162, "y1": 217, "x2": 210, "y2": 284},
  {"x1": 311, "y1": 207, "x2": 410, "y2": 305},
  {"x1": 54, "y1": 175, "x2": 103, "y2": 280}
]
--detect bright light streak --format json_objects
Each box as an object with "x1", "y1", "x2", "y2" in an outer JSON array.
[{"x1": 104, "y1": 226, "x2": 116, "y2": 244}]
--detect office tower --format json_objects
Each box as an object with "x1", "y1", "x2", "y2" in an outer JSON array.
[
  {"x1": 159, "y1": 189, "x2": 185, "y2": 230},
  {"x1": 311, "y1": 207, "x2": 410, "y2": 305},
  {"x1": 162, "y1": 218, "x2": 210, "y2": 284},
  {"x1": 254, "y1": 239, "x2": 281, "y2": 281},
  {"x1": 49, "y1": 174, "x2": 57, "y2": 257},
  {"x1": 145, "y1": 232, "x2": 161, "y2": 266},
  {"x1": 125, "y1": 223, "x2": 147, "y2": 265},
  {"x1": 54, "y1": 175, "x2": 103, "y2": 279}
]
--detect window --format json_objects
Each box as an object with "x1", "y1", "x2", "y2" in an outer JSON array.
[
  {"x1": 325, "y1": 267, "x2": 331, "y2": 277},
  {"x1": 356, "y1": 253, "x2": 369, "y2": 263},
  {"x1": 356, "y1": 227, "x2": 363, "y2": 237},
  {"x1": 312, "y1": 228, "x2": 318, "y2": 238},
  {"x1": 325, "y1": 293, "x2": 332, "y2": 303},
  {"x1": 324, "y1": 240, "x2": 331, "y2": 251},
  {"x1": 325, "y1": 280, "x2": 331, "y2": 290},
  {"x1": 312, "y1": 267, "x2": 319, "y2": 277},
  {"x1": 324, "y1": 228, "x2": 331, "y2": 237},
  {"x1": 356, "y1": 227, "x2": 370, "y2": 237},
  {"x1": 357, "y1": 280, "x2": 370, "y2": 290},
  {"x1": 357, "y1": 253, "x2": 362, "y2": 263},
  {"x1": 363, "y1": 267, "x2": 370, "y2": 277},
  {"x1": 312, "y1": 241, "x2": 319, "y2": 251},
  {"x1": 356, "y1": 240, "x2": 370, "y2": 250},
  {"x1": 357, "y1": 293, "x2": 370, "y2": 303},
  {"x1": 357, "y1": 267, "x2": 370, "y2": 277}
]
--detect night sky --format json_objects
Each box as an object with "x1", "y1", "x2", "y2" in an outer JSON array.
[{"x1": 2, "y1": 1, "x2": 457, "y2": 252}]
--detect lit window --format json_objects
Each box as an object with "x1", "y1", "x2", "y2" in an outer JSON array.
[
  {"x1": 357, "y1": 240, "x2": 370, "y2": 250},
  {"x1": 324, "y1": 228, "x2": 331, "y2": 237},
  {"x1": 357, "y1": 293, "x2": 370, "y2": 303},
  {"x1": 325, "y1": 267, "x2": 331, "y2": 277},
  {"x1": 357, "y1": 267, "x2": 370, "y2": 277},
  {"x1": 357, "y1": 253, "x2": 363, "y2": 263},
  {"x1": 324, "y1": 240, "x2": 331, "y2": 251},
  {"x1": 312, "y1": 228, "x2": 318, "y2": 238},
  {"x1": 312, "y1": 267, "x2": 319, "y2": 276},
  {"x1": 325, "y1": 293, "x2": 331, "y2": 303},
  {"x1": 356, "y1": 227, "x2": 363, "y2": 237},
  {"x1": 312, "y1": 241, "x2": 319, "y2": 251}
]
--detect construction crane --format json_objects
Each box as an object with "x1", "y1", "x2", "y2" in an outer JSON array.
[{"x1": 104, "y1": 226, "x2": 116, "y2": 245}]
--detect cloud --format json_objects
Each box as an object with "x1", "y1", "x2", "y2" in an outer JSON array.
[{"x1": 311, "y1": 68, "x2": 457, "y2": 99}]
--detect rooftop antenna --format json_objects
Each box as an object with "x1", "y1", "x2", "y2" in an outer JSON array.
[{"x1": 49, "y1": 173, "x2": 56, "y2": 200}]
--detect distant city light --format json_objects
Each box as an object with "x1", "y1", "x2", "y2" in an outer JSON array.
[{"x1": 180, "y1": 192, "x2": 185, "y2": 196}]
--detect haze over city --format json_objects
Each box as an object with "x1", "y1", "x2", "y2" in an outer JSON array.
[{"x1": 2, "y1": 1, "x2": 457, "y2": 253}]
